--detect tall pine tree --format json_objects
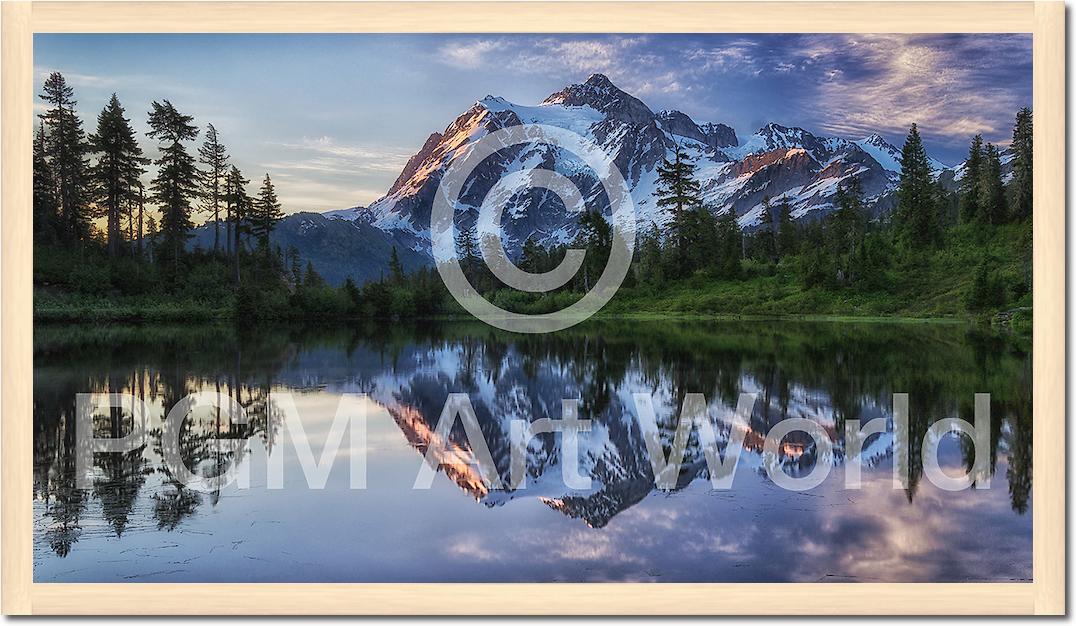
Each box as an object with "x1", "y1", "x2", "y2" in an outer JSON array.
[
  {"x1": 1009, "y1": 107, "x2": 1032, "y2": 220},
  {"x1": 755, "y1": 197, "x2": 777, "y2": 262},
  {"x1": 776, "y1": 198, "x2": 797, "y2": 258},
  {"x1": 39, "y1": 72, "x2": 91, "y2": 244},
  {"x1": 714, "y1": 210, "x2": 742, "y2": 279},
  {"x1": 251, "y1": 173, "x2": 283, "y2": 256},
  {"x1": 33, "y1": 124, "x2": 59, "y2": 243},
  {"x1": 958, "y1": 134, "x2": 984, "y2": 223},
  {"x1": 979, "y1": 143, "x2": 1006, "y2": 225},
  {"x1": 225, "y1": 165, "x2": 251, "y2": 283},
  {"x1": 146, "y1": 100, "x2": 199, "y2": 276},
  {"x1": 895, "y1": 123, "x2": 939, "y2": 248},
  {"x1": 198, "y1": 123, "x2": 230, "y2": 253},
  {"x1": 89, "y1": 94, "x2": 145, "y2": 257},
  {"x1": 519, "y1": 237, "x2": 543, "y2": 273},
  {"x1": 828, "y1": 178, "x2": 867, "y2": 284},
  {"x1": 656, "y1": 144, "x2": 702, "y2": 277},
  {"x1": 388, "y1": 246, "x2": 405, "y2": 284},
  {"x1": 455, "y1": 220, "x2": 480, "y2": 270}
]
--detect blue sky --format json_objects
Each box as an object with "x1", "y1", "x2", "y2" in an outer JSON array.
[{"x1": 35, "y1": 33, "x2": 1031, "y2": 214}]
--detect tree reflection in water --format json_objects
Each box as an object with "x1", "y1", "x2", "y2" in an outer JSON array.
[{"x1": 33, "y1": 320, "x2": 1032, "y2": 560}]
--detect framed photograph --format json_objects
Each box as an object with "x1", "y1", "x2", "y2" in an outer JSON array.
[{"x1": 2, "y1": 0, "x2": 1065, "y2": 616}]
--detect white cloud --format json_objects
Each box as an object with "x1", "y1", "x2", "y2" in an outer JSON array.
[
  {"x1": 34, "y1": 67, "x2": 117, "y2": 89},
  {"x1": 271, "y1": 136, "x2": 410, "y2": 172},
  {"x1": 260, "y1": 136, "x2": 413, "y2": 211},
  {"x1": 437, "y1": 39, "x2": 506, "y2": 69}
]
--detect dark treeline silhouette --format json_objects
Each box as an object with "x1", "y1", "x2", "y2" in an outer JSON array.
[{"x1": 33, "y1": 72, "x2": 443, "y2": 323}]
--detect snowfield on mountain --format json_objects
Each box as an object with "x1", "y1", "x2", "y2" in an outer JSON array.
[{"x1": 362, "y1": 73, "x2": 954, "y2": 260}]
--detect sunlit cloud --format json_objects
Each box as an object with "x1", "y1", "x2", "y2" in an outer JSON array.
[
  {"x1": 256, "y1": 137, "x2": 412, "y2": 210},
  {"x1": 812, "y1": 34, "x2": 1031, "y2": 147}
]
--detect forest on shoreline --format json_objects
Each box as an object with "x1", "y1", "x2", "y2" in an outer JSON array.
[{"x1": 32, "y1": 72, "x2": 1033, "y2": 330}]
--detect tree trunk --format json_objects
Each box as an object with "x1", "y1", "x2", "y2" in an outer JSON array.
[
  {"x1": 137, "y1": 186, "x2": 144, "y2": 258},
  {"x1": 107, "y1": 194, "x2": 120, "y2": 257},
  {"x1": 213, "y1": 190, "x2": 220, "y2": 254},
  {"x1": 233, "y1": 219, "x2": 241, "y2": 284}
]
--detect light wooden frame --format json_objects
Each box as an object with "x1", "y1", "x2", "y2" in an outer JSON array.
[{"x1": 1, "y1": 0, "x2": 1064, "y2": 615}]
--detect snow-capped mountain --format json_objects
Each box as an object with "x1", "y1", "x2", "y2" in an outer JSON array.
[
  {"x1": 939, "y1": 146, "x2": 1016, "y2": 189},
  {"x1": 329, "y1": 335, "x2": 897, "y2": 528},
  {"x1": 361, "y1": 73, "x2": 952, "y2": 261},
  {"x1": 853, "y1": 132, "x2": 949, "y2": 174},
  {"x1": 323, "y1": 205, "x2": 372, "y2": 223}
]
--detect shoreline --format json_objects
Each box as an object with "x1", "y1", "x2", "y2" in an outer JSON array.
[{"x1": 32, "y1": 306, "x2": 1008, "y2": 327}]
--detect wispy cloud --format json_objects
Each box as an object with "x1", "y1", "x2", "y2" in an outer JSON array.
[
  {"x1": 431, "y1": 33, "x2": 1029, "y2": 150},
  {"x1": 34, "y1": 67, "x2": 117, "y2": 89},
  {"x1": 262, "y1": 136, "x2": 413, "y2": 210},
  {"x1": 683, "y1": 40, "x2": 762, "y2": 74},
  {"x1": 437, "y1": 39, "x2": 507, "y2": 69},
  {"x1": 811, "y1": 34, "x2": 1031, "y2": 145},
  {"x1": 436, "y1": 36, "x2": 680, "y2": 97},
  {"x1": 35, "y1": 33, "x2": 1031, "y2": 214},
  {"x1": 269, "y1": 136, "x2": 411, "y2": 173}
]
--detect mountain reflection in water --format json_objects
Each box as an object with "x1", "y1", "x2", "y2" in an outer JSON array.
[{"x1": 33, "y1": 320, "x2": 1032, "y2": 582}]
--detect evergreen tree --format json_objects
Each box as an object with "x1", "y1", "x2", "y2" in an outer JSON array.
[
  {"x1": 89, "y1": 94, "x2": 146, "y2": 257},
  {"x1": 250, "y1": 173, "x2": 283, "y2": 255},
  {"x1": 687, "y1": 205, "x2": 719, "y2": 273},
  {"x1": 1009, "y1": 107, "x2": 1032, "y2": 220},
  {"x1": 198, "y1": 123, "x2": 229, "y2": 252},
  {"x1": 959, "y1": 134, "x2": 984, "y2": 223},
  {"x1": 33, "y1": 124, "x2": 59, "y2": 243},
  {"x1": 224, "y1": 165, "x2": 251, "y2": 283},
  {"x1": 855, "y1": 231, "x2": 892, "y2": 291},
  {"x1": 519, "y1": 236, "x2": 542, "y2": 273},
  {"x1": 145, "y1": 215, "x2": 159, "y2": 263},
  {"x1": 935, "y1": 177, "x2": 959, "y2": 229},
  {"x1": 456, "y1": 220, "x2": 479, "y2": 266},
  {"x1": 895, "y1": 123, "x2": 939, "y2": 248},
  {"x1": 38, "y1": 72, "x2": 91, "y2": 244},
  {"x1": 979, "y1": 143, "x2": 1006, "y2": 225},
  {"x1": 755, "y1": 197, "x2": 777, "y2": 262},
  {"x1": 303, "y1": 260, "x2": 324, "y2": 288},
  {"x1": 362, "y1": 279, "x2": 392, "y2": 318},
  {"x1": 134, "y1": 182, "x2": 146, "y2": 257},
  {"x1": 388, "y1": 246, "x2": 405, "y2": 284},
  {"x1": 576, "y1": 210, "x2": 612, "y2": 291},
  {"x1": 146, "y1": 100, "x2": 199, "y2": 275},
  {"x1": 287, "y1": 245, "x2": 302, "y2": 285},
  {"x1": 342, "y1": 277, "x2": 361, "y2": 313},
  {"x1": 655, "y1": 144, "x2": 702, "y2": 276},
  {"x1": 635, "y1": 222, "x2": 664, "y2": 285},
  {"x1": 828, "y1": 178, "x2": 867, "y2": 284},
  {"x1": 714, "y1": 210, "x2": 742, "y2": 279},
  {"x1": 776, "y1": 198, "x2": 797, "y2": 258},
  {"x1": 801, "y1": 220, "x2": 829, "y2": 288},
  {"x1": 966, "y1": 259, "x2": 1005, "y2": 311}
]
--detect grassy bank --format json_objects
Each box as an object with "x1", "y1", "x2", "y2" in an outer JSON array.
[{"x1": 34, "y1": 223, "x2": 1031, "y2": 330}]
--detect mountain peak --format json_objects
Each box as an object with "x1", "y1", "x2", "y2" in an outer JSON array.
[
  {"x1": 860, "y1": 132, "x2": 889, "y2": 146},
  {"x1": 759, "y1": 122, "x2": 797, "y2": 135},
  {"x1": 541, "y1": 74, "x2": 653, "y2": 124},
  {"x1": 584, "y1": 73, "x2": 616, "y2": 89},
  {"x1": 656, "y1": 109, "x2": 735, "y2": 149}
]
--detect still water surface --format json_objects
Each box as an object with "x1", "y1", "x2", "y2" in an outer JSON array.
[{"x1": 33, "y1": 320, "x2": 1032, "y2": 582}]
